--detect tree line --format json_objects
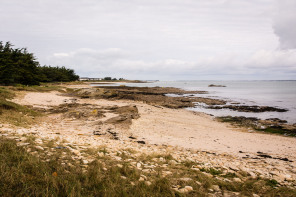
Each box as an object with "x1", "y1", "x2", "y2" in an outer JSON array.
[{"x1": 0, "y1": 41, "x2": 79, "y2": 85}]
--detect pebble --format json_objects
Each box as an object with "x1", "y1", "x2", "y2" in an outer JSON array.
[
  {"x1": 136, "y1": 162, "x2": 142, "y2": 169},
  {"x1": 139, "y1": 177, "x2": 145, "y2": 182},
  {"x1": 35, "y1": 146, "x2": 44, "y2": 151},
  {"x1": 212, "y1": 185, "x2": 220, "y2": 192},
  {"x1": 233, "y1": 178, "x2": 242, "y2": 182}
]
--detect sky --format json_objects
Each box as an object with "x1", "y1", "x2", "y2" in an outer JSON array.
[{"x1": 1, "y1": 0, "x2": 296, "y2": 80}]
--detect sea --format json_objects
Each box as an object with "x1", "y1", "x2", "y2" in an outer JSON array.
[{"x1": 92, "y1": 80, "x2": 296, "y2": 124}]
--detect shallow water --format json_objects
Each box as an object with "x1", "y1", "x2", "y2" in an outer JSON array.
[{"x1": 92, "y1": 80, "x2": 296, "y2": 124}]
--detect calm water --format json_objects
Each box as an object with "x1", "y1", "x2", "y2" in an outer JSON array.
[{"x1": 93, "y1": 81, "x2": 296, "y2": 124}]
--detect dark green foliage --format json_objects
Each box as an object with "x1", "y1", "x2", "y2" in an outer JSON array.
[
  {"x1": 0, "y1": 41, "x2": 79, "y2": 85},
  {"x1": 0, "y1": 41, "x2": 40, "y2": 85},
  {"x1": 266, "y1": 179, "x2": 278, "y2": 187},
  {"x1": 104, "y1": 77, "x2": 112, "y2": 80},
  {"x1": 38, "y1": 65, "x2": 79, "y2": 83}
]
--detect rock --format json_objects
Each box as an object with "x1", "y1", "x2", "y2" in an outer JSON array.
[
  {"x1": 223, "y1": 191, "x2": 240, "y2": 197},
  {"x1": 179, "y1": 178, "x2": 192, "y2": 182},
  {"x1": 103, "y1": 167, "x2": 107, "y2": 171},
  {"x1": 98, "y1": 152, "x2": 104, "y2": 157},
  {"x1": 202, "y1": 172, "x2": 213, "y2": 178},
  {"x1": 284, "y1": 174, "x2": 293, "y2": 181},
  {"x1": 139, "y1": 177, "x2": 145, "y2": 182},
  {"x1": 184, "y1": 186, "x2": 193, "y2": 192},
  {"x1": 212, "y1": 185, "x2": 220, "y2": 192},
  {"x1": 113, "y1": 156, "x2": 122, "y2": 161},
  {"x1": 168, "y1": 160, "x2": 178, "y2": 165},
  {"x1": 208, "y1": 84, "x2": 226, "y2": 87},
  {"x1": 82, "y1": 160, "x2": 89, "y2": 164},
  {"x1": 233, "y1": 178, "x2": 242, "y2": 182},
  {"x1": 137, "y1": 141, "x2": 146, "y2": 144},
  {"x1": 17, "y1": 142, "x2": 30, "y2": 146},
  {"x1": 162, "y1": 171, "x2": 172, "y2": 176},
  {"x1": 195, "y1": 181, "x2": 202, "y2": 186},
  {"x1": 20, "y1": 137, "x2": 27, "y2": 141},
  {"x1": 121, "y1": 176, "x2": 127, "y2": 180},
  {"x1": 35, "y1": 146, "x2": 44, "y2": 151},
  {"x1": 116, "y1": 164, "x2": 123, "y2": 168},
  {"x1": 253, "y1": 194, "x2": 260, "y2": 197},
  {"x1": 145, "y1": 181, "x2": 152, "y2": 186},
  {"x1": 71, "y1": 149, "x2": 80, "y2": 155},
  {"x1": 136, "y1": 162, "x2": 142, "y2": 169},
  {"x1": 229, "y1": 166, "x2": 239, "y2": 171},
  {"x1": 158, "y1": 157, "x2": 165, "y2": 162},
  {"x1": 141, "y1": 174, "x2": 147, "y2": 180},
  {"x1": 131, "y1": 182, "x2": 135, "y2": 186},
  {"x1": 178, "y1": 188, "x2": 188, "y2": 193},
  {"x1": 249, "y1": 172, "x2": 257, "y2": 179}
]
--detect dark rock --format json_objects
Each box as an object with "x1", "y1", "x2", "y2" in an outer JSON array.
[
  {"x1": 137, "y1": 141, "x2": 146, "y2": 144},
  {"x1": 209, "y1": 105, "x2": 288, "y2": 113},
  {"x1": 208, "y1": 84, "x2": 226, "y2": 87},
  {"x1": 257, "y1": 154, "x2": 272, "y2": 158}
]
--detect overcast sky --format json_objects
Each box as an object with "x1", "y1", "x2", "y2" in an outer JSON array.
[{"x1": 1, "y1": 0, "x2": 296, "y2": 80}]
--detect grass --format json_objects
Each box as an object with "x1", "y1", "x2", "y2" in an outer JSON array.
[
  {"x1": 1, "y1": 134, "x2": 296, "y2": 196},
  {"x1": 0, "y1": 87, "x2": 39, "y2": 126},
  {"x1": 0, "y1": 137, "x2": 175, "y2": 197},
  {"x1": 9, "y1": 84, "x2": 65, "y2": 92},
  {"x1": 200, "y1": 168, "x2": 222, "y2": 176}
]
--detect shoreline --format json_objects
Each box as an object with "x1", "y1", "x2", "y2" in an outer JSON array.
[
  {"x1": 9, "y1": 84, "x2": 296, "y2": 157},
  {"x1": 2, "y1": 83, "x2": 296, "y2": 191}
]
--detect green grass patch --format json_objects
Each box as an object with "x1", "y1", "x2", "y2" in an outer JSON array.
[{"x1": 10, "y1": 84, "x2": 65, "y2": 92}]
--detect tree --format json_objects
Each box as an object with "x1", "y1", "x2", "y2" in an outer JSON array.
[
  {"x1": 0, "y1": 41, "x2": 79, "y2": 85},
  {"x1": 0, "y1": 42, "x2": 40, "y2": 85},
  {"x1": 104, "y1": 77, "x2": 112, "y2": 80}
]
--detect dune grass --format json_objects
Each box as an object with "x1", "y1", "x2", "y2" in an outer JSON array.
[{"x1": 0, "y1": 87, "x2": 39, "y2": 126}]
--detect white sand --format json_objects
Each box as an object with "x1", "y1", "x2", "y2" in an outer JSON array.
[{"x1": 11, "y1": 90, "x2": 296, "y2": 160}]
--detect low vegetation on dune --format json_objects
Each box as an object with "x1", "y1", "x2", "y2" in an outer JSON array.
[
  {"x1": 1, "y1": 133, "x2": 296, "y2": 197},
  {"x1": 0, "y1": 87, "x2": 39, "y2": 126}
]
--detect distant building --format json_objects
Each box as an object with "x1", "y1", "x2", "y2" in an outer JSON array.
[{"x1": 79, "y1": 77, "x2": 102, "y2": 81}]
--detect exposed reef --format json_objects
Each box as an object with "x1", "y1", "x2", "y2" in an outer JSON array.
[{"x1": 208, "y1": 105, "x2": 288, "y2": 113}]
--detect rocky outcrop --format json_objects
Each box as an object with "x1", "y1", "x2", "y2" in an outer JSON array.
[
  {"x1": 208, "y1": 84, "x2": 226, "y2": 87},
  {"x1": 209, "y1": 105, "x2": 288, "y2": 112},
  {"x1": 72, "y1": 87, "x2": 226, "y2": 109}
]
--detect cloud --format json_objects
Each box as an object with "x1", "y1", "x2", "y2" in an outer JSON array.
[
  {"x1": 49, "y1": 47, "x2": 296, "y2": 79},
  {"x1": 1, "y1": 0, "x2": 295, "y2": 79},
  {"x1": 273, "y1": 0, "x2": 296, "y2": 49}
]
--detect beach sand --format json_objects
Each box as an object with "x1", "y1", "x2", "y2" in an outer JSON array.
[{"x1": 12, "y1": 89, "x2": 296, "y2": 160}]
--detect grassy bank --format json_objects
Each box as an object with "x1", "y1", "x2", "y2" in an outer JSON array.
[{"x1": 0, "y1": 134, "x2": 295, "y2": 197}]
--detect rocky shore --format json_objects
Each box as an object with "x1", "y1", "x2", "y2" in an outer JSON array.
[{"x1": 2, "y1": 84, "x2": 295, "y2": 196}]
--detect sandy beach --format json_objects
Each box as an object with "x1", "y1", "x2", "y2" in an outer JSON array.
[
  {"x1": 11, "y1": 87, "x2": 296, "y2": 160},
  {"x1": 3, "y1": 84, "x2": 294, "y2": 193}
]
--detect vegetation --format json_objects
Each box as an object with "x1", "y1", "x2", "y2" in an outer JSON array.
[
  {"x1": 0, "y1": 41, "x2": 79, "y2": 85},
  {"x1": 0, "y1": 87, "x2": 38, "y2": 126},
  {"x1": 0, "y1": 135, "x2": 296, "y2": 197}
]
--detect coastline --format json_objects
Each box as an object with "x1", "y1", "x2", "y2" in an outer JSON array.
[{"x1": 2, "y1": 83, "x2": 295, "y2": 194}]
